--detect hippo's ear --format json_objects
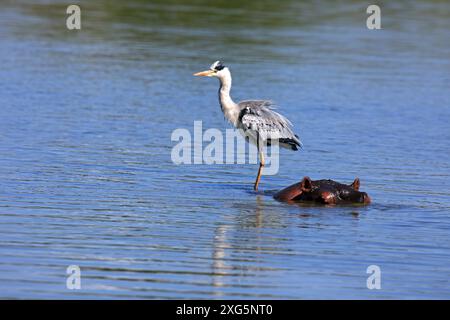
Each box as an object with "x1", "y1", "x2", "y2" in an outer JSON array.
[
  {"x1": 351, "y1": 178, "x2": 360, "y2": 191},
  {"x1": 300, "y1": 176, "x2": 312, "y2": 192}
]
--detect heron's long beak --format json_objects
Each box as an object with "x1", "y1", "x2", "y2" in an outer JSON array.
[{"x1": 194, "y1": 70, "x2": 214, "y2": 77}]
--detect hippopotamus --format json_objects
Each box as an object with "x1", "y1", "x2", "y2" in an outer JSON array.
[{"x1": 274, "y1": 177, "x2": 371, "y2": 205}]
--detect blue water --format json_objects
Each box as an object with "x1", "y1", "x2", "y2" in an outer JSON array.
[{"x1": 0, "y1": 0, "x2": 449, "y2": 299}]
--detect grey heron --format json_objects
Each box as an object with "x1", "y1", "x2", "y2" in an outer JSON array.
[{"x1": 194, "y1": 61, "x2": 301, "y2": 191}]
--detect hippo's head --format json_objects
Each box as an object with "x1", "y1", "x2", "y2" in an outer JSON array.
[{"x1": 274, "y1": 177, "x2": 371, "y2": 205}]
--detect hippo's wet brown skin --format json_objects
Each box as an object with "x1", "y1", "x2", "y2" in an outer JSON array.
[{"x1": 274, "y1": 177, "x2": 371, "y2": 205}]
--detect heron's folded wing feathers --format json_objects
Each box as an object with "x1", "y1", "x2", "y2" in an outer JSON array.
[{"x1": 237, "y1": 100, "x2": 302, "y2": 149}]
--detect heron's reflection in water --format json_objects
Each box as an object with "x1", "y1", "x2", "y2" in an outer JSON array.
[
  {"x1": 210, "y1": 195, "x2": 286, "y2": 294},
  {"x1": 211, "y1": 224, "x2": 229, "y2": 292}
]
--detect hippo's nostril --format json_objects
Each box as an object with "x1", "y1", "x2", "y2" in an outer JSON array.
[{"x1": 362, "y1": 193, "x2": 371, "y2": 204}]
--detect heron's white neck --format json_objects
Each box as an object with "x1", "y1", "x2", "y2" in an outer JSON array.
[{"x1": 217, "y1": 69, "x2": 239, "y2": 126}]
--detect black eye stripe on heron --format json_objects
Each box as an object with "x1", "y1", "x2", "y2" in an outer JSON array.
[
  {"x1": 208, "y1": 60, "x2": 225, "y2": 71},
  {"x1": 214, "y1": 63, "x2": 225, "y2": 71}
]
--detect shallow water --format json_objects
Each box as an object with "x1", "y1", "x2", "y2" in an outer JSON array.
[{"x1": 0, "y1": 0, "x2": 449, "y2": 299}]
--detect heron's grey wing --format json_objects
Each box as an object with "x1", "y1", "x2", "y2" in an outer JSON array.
[
  {"x1": 237, "y1": 100, "x2": 302, "y2": 150},
  {"x1": 237, "y1": 100, "x2": 277, "y2": 111}
]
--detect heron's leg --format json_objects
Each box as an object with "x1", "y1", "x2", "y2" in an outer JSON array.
[
  {"x1": 253, "y1": 130, "x2": 265, "y2": 192},
  {"x1": 253, "y1": 150, "x2": 265, "y2": 191}
]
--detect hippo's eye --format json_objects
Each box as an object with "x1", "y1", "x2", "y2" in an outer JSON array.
[{"x1": 339, "y1": 189, "x2": 351, "y2": 199}]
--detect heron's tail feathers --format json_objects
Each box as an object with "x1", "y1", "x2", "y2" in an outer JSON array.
[{"x1": 279, "y1": 136, "x2": 302, "y2": 151}]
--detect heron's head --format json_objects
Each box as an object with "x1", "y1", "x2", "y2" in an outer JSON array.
[{"x1": 194, "y1": 61, "x2": 230, "y2": 79}]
